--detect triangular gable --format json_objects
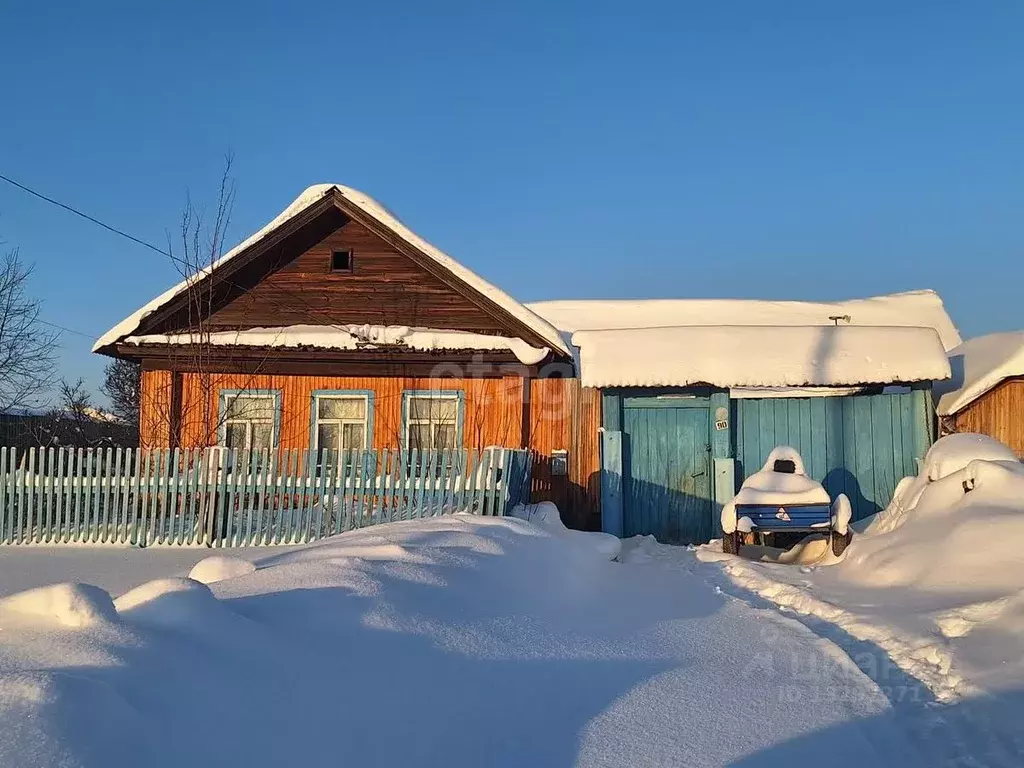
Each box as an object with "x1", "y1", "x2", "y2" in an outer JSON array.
[{"x1": 94, "y1": 185, "x2": 571, "y2": 357}]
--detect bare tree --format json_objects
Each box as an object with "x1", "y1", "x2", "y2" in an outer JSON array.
[
  {"x1": 56, "y1": 378, "x2": 94, "y2": 431},
  {"x1": 138, "y1": 157, "x2": 240, "y2": 447},
  {"x1": 101, "y1": 358, "x2": 141, "y2": 429},
  {"x1": 0, "y1": 249, "x2": 59, "y2": 411},
  {"x1": 171, "y1": 156, "x2": 236, "y2": 444},
  {"x1": 28, "y1": 378, "x2": 110, "y2": 449}
]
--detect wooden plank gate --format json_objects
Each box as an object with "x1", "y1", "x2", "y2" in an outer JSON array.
[
  {"x1": 733, "y1": 389, "x2": 933, "y2": 520},
  {"x1": 619, "y1": 396, "x2": 714, "y2": 544}
]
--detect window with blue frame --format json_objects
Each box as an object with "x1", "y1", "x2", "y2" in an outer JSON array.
[
  {"x1": 402, "y1": 391, "x2": 464, "y2": 452},
  {"x1": 219, "y1": 390, "x2": 281, "y2": 451},
  {"x1": 311, "y1": 391, "x2": 373, "y2": 453}
]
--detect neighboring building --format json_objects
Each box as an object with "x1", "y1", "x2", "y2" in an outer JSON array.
[
  {"x1": 93, "y1": 184, "x2": 601, "y2": 529},
  {"x1": 528, "y1": 292, "x2": 958, "y2": 543},
  {"x1": 934, "y1": 332, "x2": 1024, "y2": 457},
  {"x1": 0, "y1": 407, "x2": 136, "y2": 450}
]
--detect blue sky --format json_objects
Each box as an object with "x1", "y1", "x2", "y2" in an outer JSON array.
[{"x1": 0, "y1": 1, "x2": 1022, "y2": 403}]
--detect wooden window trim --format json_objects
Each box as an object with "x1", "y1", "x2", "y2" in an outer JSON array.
[
  {"x1": 217, "y1": 389, "x2": 282, "y2": 449},
  {"x1": 401, "y1": 390, "x2": 465, "y2": 451},
  {"x1": 309, "y1": 389, "x2": 375, "y2": 452}
]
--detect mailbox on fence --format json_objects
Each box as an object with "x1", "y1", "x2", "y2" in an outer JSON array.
[{"x1": 550, "y1": 449, "x2": 569, "y2": 477}]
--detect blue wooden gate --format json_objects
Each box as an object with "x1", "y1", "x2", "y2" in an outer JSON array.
[
  {"x1": 621, "y1": 397, "x2": 713, "y2": 543},
  {"x1": 733, "y1": 389, "x2": 933, "y2": 521}
]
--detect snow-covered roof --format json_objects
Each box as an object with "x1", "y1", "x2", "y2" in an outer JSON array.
[
  {"x1": 528, "y1": 290, "x2": 962, "y2": 351},
  {"x1": 95, "y1": 184, "x2": 571, "y2": 357},
  {"x1": 571, "y1": 325, "x2": 951, "y2": 389},
  {"x1": 123, "y1": 324, "x2": 550, "y2": 366},
  {"x1": 934, "y1": 332, "x2": 1024, "y2": 416}
]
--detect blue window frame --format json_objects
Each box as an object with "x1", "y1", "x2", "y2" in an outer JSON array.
[
  {"x1": 401, "y1": 390, "x2": 465, "y2": 451},
  {"x1": 309, "y1": 389, "x2": 375, "y2": 453},
  {"x1": 218, "y1": 389, "x2": 282, "y2": 451}
]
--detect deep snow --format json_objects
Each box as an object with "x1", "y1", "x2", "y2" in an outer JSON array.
[
  {"x1": 570, "y1": 325, "x2": 950, "y2": 389},
  {"x1": 527, "y1": 290, "x2": 962, "y2": 350},
  {"x1": 0, "y1": 515, "x2": 960, "y2": 768},
  {"x1": 694, "y1": 435, "x2": 1024, "y2": 714},
  {"x1": 0, "y1": 545, "x2": 293, "y2": 599}
]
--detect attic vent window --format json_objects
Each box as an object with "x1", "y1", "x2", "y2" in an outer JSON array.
[{"x1": 331, "y1": 250, "x2": 352, "y2": 272}]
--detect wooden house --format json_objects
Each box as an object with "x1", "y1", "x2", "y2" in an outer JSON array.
[
  {"x1": 94, "y1": 182, "x2": 963, "y2": 544},
  {"x1": 527, "y1": 292, "x2": 959, "y2": 544},
  {"x1": 93, "y1": 184, "x2": 602, "y2": 528},
  {"x1": 934, "y1": 332, "x2": 1024, "y2": 457}
]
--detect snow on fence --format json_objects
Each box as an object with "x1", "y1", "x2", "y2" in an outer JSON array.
[{"x1": 0, "y1": 446, "x2": 532, "y2": 547}]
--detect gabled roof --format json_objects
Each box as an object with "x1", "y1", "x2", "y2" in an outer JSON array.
[
  {"x1": 571, "y1": 325, "x2": 951, "y2": 389},
  {"x1": 94, "y1": 184, "x2": 571, "y2": 357},
  {"x1": 528, "y1": 290, "x2": 962, "y2": 351},
  {"x1": 934, "y1": 332, "x2": 1024, "y2": 416}
]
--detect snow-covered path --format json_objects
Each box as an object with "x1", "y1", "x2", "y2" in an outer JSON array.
[{"x1": 0, "y1": 517, "x2": 1015, "y2": 766}]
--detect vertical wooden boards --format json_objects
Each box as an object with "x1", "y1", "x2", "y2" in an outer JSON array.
[
  {"x1": 620, "y1": 397, "x2": 713, "y2": 544},
  {"x1": 870, "y1": 396, "x2": 896, "y2": 516},
  {"x1": 0, "y1": 447, "x2": 532, "y2": 547},
  {"x1": 734, "y1": 391, "x2": 934, "y2": 521},
  {"x1": 949, "y1": 378, "x2": 1024, "y2": 456},
  {"x1": 823, "y1": 396, "x2": 845, "y2": 502},
  {"x1": 600, "y1": 430, "x2": 623, "y2": 537},
  {"x1": 712, "y1": 457, "x2": 735, "y2": 538}
]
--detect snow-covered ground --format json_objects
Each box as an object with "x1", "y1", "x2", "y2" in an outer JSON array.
[
  {"x1": 693, "y1": 436, "x2": 1024, "y2": 700},
  {"x1": 644, "y1": 434, "x2": 1024, "y2": 766},
  {"x1": 2, "y1": 514, "x2": 998, "y2": 768},
  {"x1": 3, "y1": 477, "x2": 1023, "y2": 767},
  {"x1": 0, "y1": 545, "x2": 297, "y2": 599}
]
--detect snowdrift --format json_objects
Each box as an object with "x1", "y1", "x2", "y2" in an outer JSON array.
[
  {"x1": 188, "y1": 555, "x2": 257, "y2": 585},
  {"x1": 509, "y1": 500, "x2": 622, "y2": 560},
  {"x1": 0, "y1": 582, "x2": 118, "y2": 628},
  {"x1": 0, "y1": 515, "x2": 901, "y2": 767},
  {"x1": 702, "y1": 433, "x2": 1024, "y2": 701},
  {"x1": 844, "y1": 455, "x2": 1024, "y2": 593}
]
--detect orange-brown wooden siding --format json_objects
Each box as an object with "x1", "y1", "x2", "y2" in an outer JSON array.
[
  {"x1": 947, "y1": 377, "x2": 1024, "y2": 457},
  {"x1": 141, "y1": 370, "x2": 525, "y2": 450},
  {"x1": 140, "y1": 369, "x2": 172, "y2": 449},
  {"x1": 139, "y1": 370, "x2": 602, "y2": 527},
  {"x1": 528, "y1": 379, "x2": 602, "y2": 530}
]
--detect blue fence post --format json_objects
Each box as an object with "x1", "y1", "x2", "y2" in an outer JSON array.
[
  {"x1": 600, "y1": 431, "x2": 624, "y2": 538},
  {"x1": 501, "y1": 450, "x2": 531, "y2": 516}
]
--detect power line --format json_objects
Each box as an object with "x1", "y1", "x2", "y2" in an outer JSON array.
[
  {"x1": 0, "y1": 170, "x2": 353, "y2": 334},
  {"x1": 37, "y1": 318, "x2": 98, "y2": 340},
  {"x1": 2, "y1": 172, "x2": 504, "y2": 380},
  {"x1": 0, "y1": 172, "x2": 170, "y2": 258},
  {"x1": 1, "y1": 172, "x2": 169, "y2": 341}
]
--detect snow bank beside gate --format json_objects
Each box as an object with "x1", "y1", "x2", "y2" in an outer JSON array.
[
  {"x1": 699, "y1": 434, "x2": 1024, "y2": 701},
  {"x1": 844, "y1": 457, "x2": 1024, "y2": 594}
]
